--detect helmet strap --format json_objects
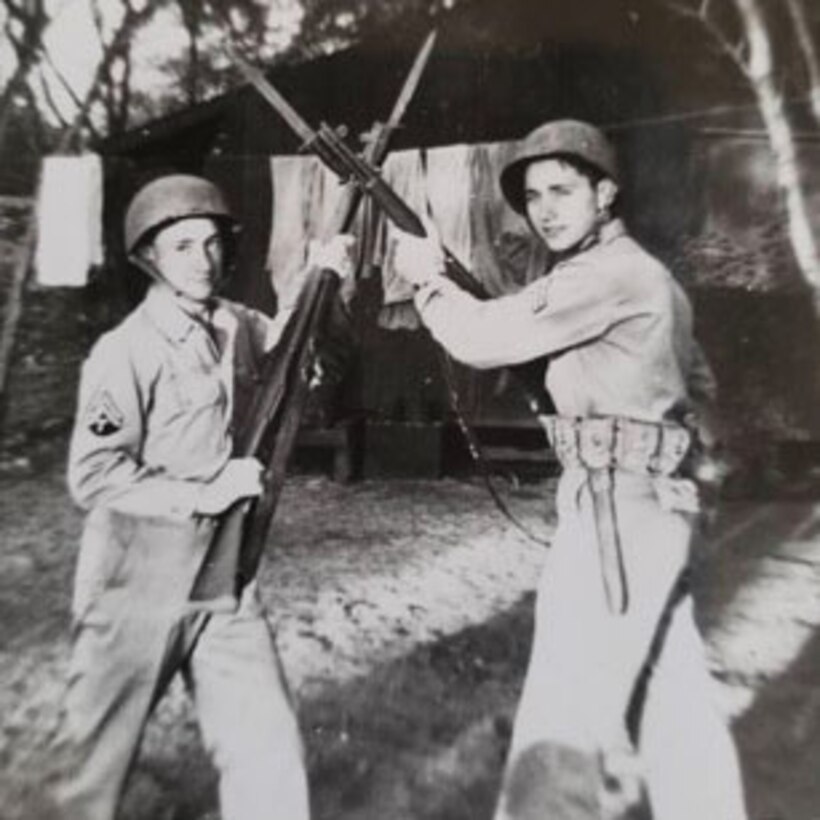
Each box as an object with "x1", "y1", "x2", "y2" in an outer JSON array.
[
  {"x1": 128, "y1": 252, "x2": 164, "y2": 285},
  {"x1": 128, "y1": 252, "x2": 191, "y2": 304}
]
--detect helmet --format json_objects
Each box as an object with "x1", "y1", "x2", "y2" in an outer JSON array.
[
  {"x1": 500, "y1": 120, "x2": 618, "y2": 215},
  {"x1": 124, "y1": 174, "x2": 237, "y2": 255}
]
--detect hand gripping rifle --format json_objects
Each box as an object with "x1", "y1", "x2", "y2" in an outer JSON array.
[
  {"x1": 189, "y1": 32, "x2": 439, "y2": 607},
  {"x1": 228, "y1": 47, "x2": 555, "y2": 547}
]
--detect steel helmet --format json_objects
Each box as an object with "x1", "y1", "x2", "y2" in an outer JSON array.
[
  {"x1": 500, "y1": 120, "x2": 619, "y2": 215},
  {"x1": 124, "y1": 174, "x2": 237, "y2": 255}
]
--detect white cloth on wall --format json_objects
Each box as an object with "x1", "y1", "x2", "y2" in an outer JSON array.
[
  {"x1": 469, "y1": 141, "x2": 543, "y2": 297},
  {"x1": 378, "y1": 149, "x2": 427, "y2": 307},
  {"x1": 267, "y1": 155, "x2": 359, "y2": 309},
  {"x1": 425, "y1": 143, "x2": 473, "y2": 273},
  {"x1": 264, "y1": 140, "x2": 541, "y2": 327},
  {"x1": 35, "y1": 154, "x2": 103, "y2": 287},
  {"x1": 267, "y1": 155, "x2": 313, "y2": 310}
]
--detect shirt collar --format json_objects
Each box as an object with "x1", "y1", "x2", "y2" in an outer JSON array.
[
  {"x1": 598, "y1": 217, "x2": 626, "y2": 246},
  {"x1": 548, "y1": 217, "x2": 627, "y2": 272},
  {"x1": 142, "y1": 286, "x2": 218, "y2": 345}
]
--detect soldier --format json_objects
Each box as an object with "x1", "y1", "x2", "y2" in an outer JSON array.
[
  {"x1": 392, "y1": 121, "x2": 748, "y2": 819},
  {"x1": 51, "y1": 174, "x2": 353, "y2": 820}
]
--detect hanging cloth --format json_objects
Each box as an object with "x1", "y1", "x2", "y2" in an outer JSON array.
[
  {"x1": 267, "y1": 155, "x2": 325, "y2": 309},
  {"x1": 425, "y1": 143, "x2": 473, "y2": 274},
  {"x1": 35, "y1": 154, "x2": 103, "y2": 287},
  {"x1": 469, "y1": 141, "x2": 546, "y2": 297}
]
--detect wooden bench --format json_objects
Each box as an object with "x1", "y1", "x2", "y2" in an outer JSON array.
[{"x1": 295, "y1": 417, "x2": 362, "y2": 482}]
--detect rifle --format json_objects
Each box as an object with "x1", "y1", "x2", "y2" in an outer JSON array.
[
  {"x1": 228, "y1": 48, "x2": 554, "y2": 418},
  {"x1": 230, "y1": 48, "x2": 555, "y2": 547},
  {"x1": 189, "y1": 32, "x2": 439, "y2": 607}
]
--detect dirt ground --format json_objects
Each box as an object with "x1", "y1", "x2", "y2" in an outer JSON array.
[{"x1": 3, "y1": 436, "x2": 820, "y2": 820}]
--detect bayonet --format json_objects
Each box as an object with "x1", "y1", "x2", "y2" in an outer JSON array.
[
  {"x1": 229, "y1": 42, "x2": 427, "y2": 237},
  {"x1": 364, "y1": 29, "x2": 437, "y2": 162}
]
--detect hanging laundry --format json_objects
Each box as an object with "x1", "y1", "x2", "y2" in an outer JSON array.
[
  {"x1": 264, "y1": 140, "x2": 546, "y2": 331},
  {"x1": 469, "y1": 142, "x2": 545, "y2": 297},
  {"x1": 378, "y1": 149, "x2": 427, "y2": 309},
  {"x1": 268, "y1": 154, "x2": 365, "y2": 308},
  {"x1": 267, "y1": 155, "x2": 315, "y2": 308},
  {"x1": 425, "y1": 143, "x2": 473, "y2": 273},
  {"x1": 35, "y1": 154, "x2": 103, "y2": 287}
]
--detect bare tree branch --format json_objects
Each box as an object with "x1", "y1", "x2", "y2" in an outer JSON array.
[
  {"x1": 662, "y1": 0, "x2": 749, "y2": 73},
  {"x1": 34, "y1": 68, "x2": 72, "y2": 130},
  {"x1": 38, "y1": 48, "x2": 103, "y2": 140}
]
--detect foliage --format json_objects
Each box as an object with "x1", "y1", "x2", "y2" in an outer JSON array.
[
  {"x1": 0, "y1": 0, "x2": 467, "y2": 154},
  {"x1": 673, "y1": 219, "x2": 801, "y2": 291},
  {"x1": 662, "y1": 0, "x2": 820, "y2": 289}
]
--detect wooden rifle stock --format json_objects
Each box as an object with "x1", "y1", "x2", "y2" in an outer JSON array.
[{"x1": 189, "y1": 269, "x2": 340, "y2": 606}]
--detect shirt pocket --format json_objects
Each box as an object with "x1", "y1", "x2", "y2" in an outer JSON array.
[{"x1": 171, "y1": 366, "x2": 227, "y2": 412}]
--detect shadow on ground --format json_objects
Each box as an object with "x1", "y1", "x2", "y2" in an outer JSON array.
[{"x1": 126, "y1": 597, "x2": 533, "y2": 820}]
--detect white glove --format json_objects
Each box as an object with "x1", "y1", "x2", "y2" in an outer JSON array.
[
  {"x1": 307, "y1": 234, "x2": 357, "y2": 280},
  {"x1": 195, "y1": 457, "x2": 264, "y2": 515},
  {"x1": 391, "y1": 219, "x2": 445, "y2": 288}
]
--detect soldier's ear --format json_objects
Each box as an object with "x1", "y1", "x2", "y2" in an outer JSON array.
[{"x1": 596, "y1": 178, "x2": 618, "y2": 213}]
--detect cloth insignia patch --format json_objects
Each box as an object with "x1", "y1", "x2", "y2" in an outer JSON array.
[{"x1": 85, "y1": 390, "x2": 125, "y2": 437}]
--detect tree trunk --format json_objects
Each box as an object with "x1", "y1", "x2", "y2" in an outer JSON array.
[
  {"x1": 0, "y1": 0, "x2": 49, "y2": 155},
  {"x1": 731, "y1": 0, "x2": 820, "y2": 291},
  {"x1": 0, "y1": 46, "x2": 40, "y2": 154},
  {"x1": 784, "y1": 0, "x2": 820, "y2": 127},
  {"x1": 0, "y1": 205, "x2": 35, "y2": 399}
]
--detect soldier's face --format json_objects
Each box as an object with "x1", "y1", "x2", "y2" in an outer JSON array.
[
  {"x1": 145, "y1": 217, "x2": 224, "y2": 304},
  {"x1": 523, "y1": 159, "x2": 613, "y2": 253}
]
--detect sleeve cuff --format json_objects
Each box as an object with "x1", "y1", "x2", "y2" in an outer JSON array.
[{"x1": 413, "y1": 277, "x2": 453, "y2": 312}]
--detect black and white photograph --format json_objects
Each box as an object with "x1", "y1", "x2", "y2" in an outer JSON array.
[{"x1": 1, "y1": 0, "x2": 820, "y2": 818}]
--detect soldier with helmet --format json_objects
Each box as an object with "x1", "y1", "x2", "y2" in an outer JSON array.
[
  {"x1": 393, "y1": 120, "x2": 748, "y2": 819},
  {"x1": 51, "y1": 173, "x2": 354, "y2": 820}
]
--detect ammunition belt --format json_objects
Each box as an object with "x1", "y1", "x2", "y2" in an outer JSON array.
[{"x1": 540, "y1": 415, "x2": 691, "y2": 477}]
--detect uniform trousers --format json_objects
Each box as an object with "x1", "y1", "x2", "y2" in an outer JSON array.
[
  {"x1": 52, "y1": 512, "x2": 308, "y2": 820},
  {"x1": 494, "y1": 470, "x2": 748, "y2": 820}
]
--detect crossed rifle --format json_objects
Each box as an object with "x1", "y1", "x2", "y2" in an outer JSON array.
[{"x1": 189, "y1": 31, "x2": 553, "y2": 608}]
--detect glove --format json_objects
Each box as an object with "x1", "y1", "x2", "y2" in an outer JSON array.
[
  {"x1": 390, "y1": 218, "x2": 445, "y2": 289},
  {"x1": 195, "y1": 457, "x2": 263, "y2": 515},
  {"x1": 307, "y1": 234, "x2": 357, "y2": 280}
]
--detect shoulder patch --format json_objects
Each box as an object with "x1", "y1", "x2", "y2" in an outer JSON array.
[{"x1": 85, "y1": 390, "x2": 125, "y2": 437}]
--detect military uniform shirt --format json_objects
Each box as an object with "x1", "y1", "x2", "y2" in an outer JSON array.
[
  {"x1": 414, "y1": 219, "x2": 714, "y2": 423},
  {"x1": 69, "y1": 286, "x2": 290, "y2": 519}
]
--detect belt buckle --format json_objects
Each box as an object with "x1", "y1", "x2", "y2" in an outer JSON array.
[
  {"x1": 579, "y1": 418, "x2": 614, "y2": 470},
  {"x1": 618, "y1": 420, "x2": 660, "y2": 475},
  {"x1": 653, "y1": 426, "x2": 691, "y2": 475},
  {"x1": 550, "y1": 417, "x2": 582, "y2": 468}
]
